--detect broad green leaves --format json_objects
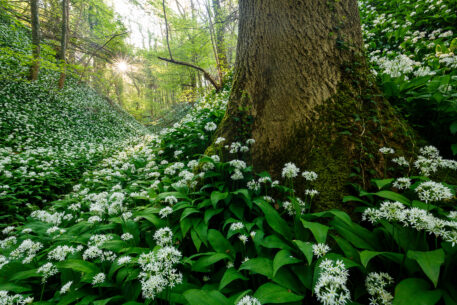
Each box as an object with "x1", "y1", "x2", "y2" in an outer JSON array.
[
  {"x1": 240, "y1": 257, "x2": 273, "y2": 279},
  {"x1": 255, "y1": 199, "x2": 292, "y2": 239},
  {"x1": 301, "y1": 220, "x2": 328, "y2": 243},
  {"x1": 393, "y1": 278, "x2": 442, "y2": 305},
  {"x1": 58, "y1": 259, "x2": 100, "y2": 275},
  {"x1": 184, "y1": 289, "x2": 230, "y2": 305},
  {"x1": 219, "y1": 268, "x2": 248, "y2": 290},
  {"x1": 407, "y1": 249, "x2": 445, "y2": 287},
  {"x1": 272, "y1": 250, "x2": 301, "y2": 276},
  {"x1": 254, "y1": 283, "x2": 303, "y2": 304}
]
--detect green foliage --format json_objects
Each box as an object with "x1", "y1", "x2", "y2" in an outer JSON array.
[
  {"x1": 360, "y1": 0, "x2": 457, "y2": 156},
  {"x1": 1, "y1": 1, "x2": 457, "y2": 305}
]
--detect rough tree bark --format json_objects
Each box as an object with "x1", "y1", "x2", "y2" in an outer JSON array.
[
  {"x1": 29, "y1": 0, "x2": 40, "y2": 81},
  {"x1": 213, "y1": 0, "x2": 416, "y2": 211},
  {"x1": 58, "y1": 0, "x2": 69, "y2": 89}
]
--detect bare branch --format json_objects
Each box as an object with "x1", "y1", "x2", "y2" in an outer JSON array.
[{"x1": 158, "y1": 56, "x2": 221, "y2": 91}]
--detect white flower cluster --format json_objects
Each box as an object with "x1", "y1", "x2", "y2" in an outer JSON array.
[
  {"x1": 153, "y1": 227, "x2": 173, "y2": 246},
  {"x1": 230, "y1": 222, "x2": 245, "y2": 231},
  {"x1": 415, "y1": 181, "x2": 453, "y2": 203},
  {"x1": 9, "y1": 239, "x2": 43, "y2": 264},
  {"x1": 164, "y1": 195, "x2": 178, "y2": 205},
  {"x1": 60, "y1": 281, "x2": 73, "y2": 294},
  {"x1": 362, "y1": 201, "x2": 457, "y2": 246},
  {"x1": 229, "y1": 160, "x2": 247, "y2": 170},
  {"x1": 282, "y1": 162, "x2": 300, "y2": 179},
  {"x1": 164, "y1": 162, "x2": 185, "y2": 176},
  {"x1": 413, "y1": 146, "x2": 457, "y2": 176},
  {"x1": 313, "y1": 243, "x2": 331, "y2": 258},
  {"x1": 366, "y1": 272, "x2": 394, "y2": 305},
  {"x1": 282, "y1": 197, "x2": 307, "y2": 216},
  {"x1": 377, "y1": 54, "x2": 419, "y2": 79},
  {"x1": 237, "y1": 295, "x2": 262, "y2": 305},
  {"x1": 121, "y1": 233, "x2": 134, "y2": 241},
  {"x1": 302, "y1": 171, "x2": 318, "y2": 181},
  {"x1": 314, "y1": 259, "x2": 351, "y2": 305},
  {"x1": 379, "y1": 147, "x2": 395, "y2": 155},
  {"x1": 392, "y1": 177, "x2": 411, "y2": 190},
  {"x1": 92, "y1": 272, "x2": 106, "y2": 285},
  {"x1": 48, "y1": 245, "x2": 82, "y2": 261},
  {"x1": 37, "y1": 262, "x2": 58, "y2": 283},
  {"x1": 0, "y1": 255, "x2": 9, "y2": 270},
  {"x1": 118, "y1": 256, "x2": 132, "y2": 265},
  {"x1": 204, "y1": 122, "x2": 217, "y2": 132},
  {"x1": 159, "y1": 206, "x2": 173, "y2": 218},
  {"x1": 0, "y1": 291, "x2": 33, "y2": 305},
  {"x1": 138, "y1": 229, "x2": 182, "y2": 300}
]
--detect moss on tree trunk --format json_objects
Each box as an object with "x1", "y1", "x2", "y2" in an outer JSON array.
[{"x1": 210, "y1": 0, "x2": 417, "y2": 211}]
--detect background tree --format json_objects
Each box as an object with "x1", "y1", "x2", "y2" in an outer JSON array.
[
  {"x1": 58, "y1": 0, "x2": 69, "y2": 88},
  {"x1": 214, "y1": 0, "x2": 416, "y2": 210},
  {"x1": 29, "y1": 0, "x2": 40, "y2": 80}
]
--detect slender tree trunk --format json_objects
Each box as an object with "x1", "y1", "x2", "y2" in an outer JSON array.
[
  {"x1": 212, "y1": 0, "x2": 228, "y2": 72},
  {"x1": 58, "y1": 0, "x2": 69, "y2": 89},
  {"x1": 205, "y1": 1, "x2": 223, "y2": 83},
  {"x1": 30, "y1": 0, "x2": 40, "y2": 81},
  {"x1": 214, "y1": 0, "x2": 416, "y2": 211}
]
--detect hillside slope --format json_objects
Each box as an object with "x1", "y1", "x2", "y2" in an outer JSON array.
[{"x1": 0, "y1": 11, "x2": 147, "y2": 219}]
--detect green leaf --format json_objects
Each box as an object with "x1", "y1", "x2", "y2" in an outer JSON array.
[
  {"x1": 192, "y1": 253, "x2": 230, "y2": 272},
  {"x1": 181, "y1": 217, "x2": 193, "y2": 237},
  {"x1": 261, "y1": 235, "x2": 293, "y2": 251},
  {"x1": 232, "y1": 189, "x2": 252, "y2": 209},
  {"x1": 254, "y1": 283, "x2": 304, "y2": 304},
  {"x1": 372, "y1": 178, "x2": 394, "y2": 190},
  {"x1": 332, "y1": 234, "x2": 359, "y2": 263},
  {"x1": 204, "y1": 208, "x2": 223, "y2": 224},
  {"x1": 211, "y1": 191, "x2": 229, "y2": 207},
  {"x1": 184, "y1": 289, "x2": 230, "y2": 305},
  {"x1": 93, "y1": 297, "x2": 123, "y2": 305},
  {"x1": 57, "y1": 290, "x2": 90, "y2": 305},
  {"x1": 324, "y1": 253, "x2": 362, "y2": 269},
  {"x1": 208, "y1": 229, "x2": 235, "y2": 258},
  {"x1": 374, "y1": 191, "x2": 411, "y2": 205},
  {"x1": 273, "y1": 250, "x2": 301, "y2": 276},
  {"x1": 330, "y1": 216, "x2": 377, "y2": 250},
  {"x1": 219, "y1": 268, "x2": 248, "y2": 290},
  {"x1": 293, "y1": 240, "x2": 314, "y2": 265},
  {"x1": 393, "y1": 278, "x2": 442, "y2": 305},
  {"x1": 190, "y1": 229, "x2": 202, "y2": 251},
  {"x1": 360, "y1": 250, "x2": 403, "y2": 268},
  {"x1": 407, "y1": 249, "x2": 445, "y2": 287},
  {"x1": 136, "y1": 214, "x2": 164, "y2": 227},
  {"x1": 10, "y1": 269, "x2": 40, "y2": 281},
  {"x1": 240, "y1": 257, "x2": 273, "y2": 278},
  {"x1": 451, "y1": 144, "x2": 457, "y2": 156},
  {"x1": 301, "y1": 220, "x2": 329, "y2": 243},
  {"x1": 255, "y1": 199, "x2": 292, "y2": 239},
  {"x1": 58, "y1": 259, "x2": 100, "y2": 274},
  {"x1": 181, "y1": 208, "x2": 200, "y2": 221},
  {"x1": 0, "y1": 282, "x2": 31, "y2": 293},
  {"x1": 342, "y1": 196, "x2": 370, "y2": 205},
  {"x1": 360, "y1": 251, "x2": 382, "y2": 268},
  {"x1": 450, "y1": 122, "x2": 457, "y2": 135}
]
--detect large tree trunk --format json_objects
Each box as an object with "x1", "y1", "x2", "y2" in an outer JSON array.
[
  {"x1": 58, "y1": 0, "x2": 69, "y2": 89},
  {"x1": 214, "y1": 0, "x2": 416, "y2": 211},
  {"x1": 29, "y1": 0, "x2": 40, "y2": 81}
]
